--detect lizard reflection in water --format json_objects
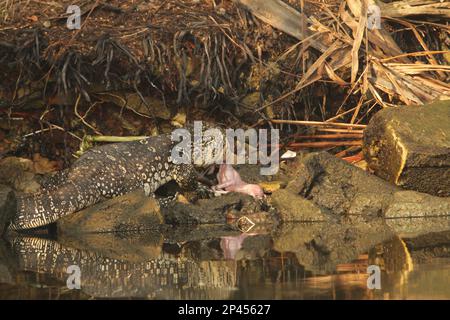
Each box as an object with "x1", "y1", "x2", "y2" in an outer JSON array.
[{"x1": 6, "y1": 236, "x2": 244, "y2": 299}]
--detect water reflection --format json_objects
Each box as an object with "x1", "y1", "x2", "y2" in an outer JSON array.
[{"x1": 1, "y1": 219, "x2": 450, "y2": 300}]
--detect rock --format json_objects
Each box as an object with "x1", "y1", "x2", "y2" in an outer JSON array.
[
  {"x1": 398, "y1": 230, "x2": 450, "y2": 264},
  {"x1": 162, "y1": 192, "x2": 264, "y2": 226},
  {"x1": 367, "y1": 235, "x2": 413, "y2": 279},
  {"x1": 386, "y1": 216, "x2": 450, "y2": 237},
  {"x1": 363, "y1": 100, "x2": 450, "y2": 196},
  {"x1": 103, "y1": 92, "x2": 173, "y2": 120},
  {"x1": 0, "y1": 237, "x2": 17, "y2": 285},
  {"x1": 384, "y1": 190, "x2": 450, "y2": 219},
  {"x1": 233, "y1": 211, "x2": 277, "y2": 233},
  {"x1": 272, "y1": 219, "x2": 394, "y2": 274},
  {"x1": 57, "y1": 190, "x2": 162, "y2": 236},
  {"x1": 235, "y1": 92, "x2": 261, "y2": 124},
  {"x1": 234, "y1": 164, "x2": 273, "y2": 184},
  {"x1": 270, "y1": 189, "x2": 328, "y2": 222},
  {"x1": 258, "y1": 181, "x2": 285, "y2": 193},
  {"x1": 58, "y1": 231, "x2": 163, "y2": 263},
  {"x1": 281, "y1": 152, "x2": 450, "y2": 219},
  {"x1": 0, "y1": 184, "x2": 16, "y2": 235},
  {"x1": 0, "y1": 157, "x2": 41, "y2": 193},
  {"x1": 284, "y1": 152, "x2": 396, "y2": 217}
]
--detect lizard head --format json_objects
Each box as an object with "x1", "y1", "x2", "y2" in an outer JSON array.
[{"x1": 183, "y1": 121, "x2": 227, "y2": 168}]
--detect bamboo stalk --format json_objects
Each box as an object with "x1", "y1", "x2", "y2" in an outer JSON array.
[
  {"x1": 318, "y1": 128, "x2": 365, "y2": 134},
  {"x1": 335, "y1": 146, "x2": 362, "y2": 158},
  {"x1": 85, "y1": 135, "x2": 149, "y2": 143},
  {"x1": 288, "y1": 140, "x2": 363, "y2": 148},
  {"x1": 270, "y1": 119, "x2": 367, "y2": 128},
  {"x1": 292, "y1": 133, "x2": 363, "y2": 139}
]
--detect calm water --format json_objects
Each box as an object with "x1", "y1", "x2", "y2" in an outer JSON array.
[{"x1": 1, "y1": 221, "x2": 450, "y2": 300}]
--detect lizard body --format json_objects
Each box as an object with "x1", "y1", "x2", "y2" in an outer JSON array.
[{"x1": 9, "y1": 132, "x2": 205, "y2": 230}]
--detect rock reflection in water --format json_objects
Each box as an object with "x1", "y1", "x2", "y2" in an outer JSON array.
[{"x1": 1, "y1": 219, "x2": 450, "y2": 299}]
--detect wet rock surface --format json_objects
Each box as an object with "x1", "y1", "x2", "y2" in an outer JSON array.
[{"x1": 363, "y1": 100, "x2": 450, "y2": 197}]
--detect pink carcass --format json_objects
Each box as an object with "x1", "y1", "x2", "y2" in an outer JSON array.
[{"x1": 213, "y1": 164, "x2": 265, "y2": 199}]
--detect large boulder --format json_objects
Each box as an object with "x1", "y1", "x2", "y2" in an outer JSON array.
[
  {"x1": 363, "y1": 100, "x2": 450, "y2": 196},
  {"x1": 276, "y1": 152, "x2": 450, "y2": 219},
  {"x1": 57, "y1": 190, "x2": 163, "y2": 236}
]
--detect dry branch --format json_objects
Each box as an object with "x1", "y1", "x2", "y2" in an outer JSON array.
[{"x1": 380, "y1": 0, "x2": 450, "y2": 18}]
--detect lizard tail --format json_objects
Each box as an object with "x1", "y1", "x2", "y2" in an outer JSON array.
[{"x1": 9, "y1": 181, "x2": 100, "y2": 231}]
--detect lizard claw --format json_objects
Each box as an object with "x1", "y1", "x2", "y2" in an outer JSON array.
[
  {"x1": 196, "y1": 183, "x2": 215, "y2": 199},
  {"x1": 157, "y1": 192, "x2": 179, "y2": 208},
  {"x1": 143, "y1": 183, "x2": 152, "y2": 197}
]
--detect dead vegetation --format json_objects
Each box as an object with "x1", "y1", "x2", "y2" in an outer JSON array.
[{"x1": 0, "y1": 0, "x2": 449, "y2": 160}]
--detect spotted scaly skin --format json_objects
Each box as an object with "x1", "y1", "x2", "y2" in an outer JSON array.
[
  {"x1": 9, "y1": 236, "x2": 237, "y2": 299},
  {"x1": 9, "y1": 133, "x2": 199, "y2": 231}
]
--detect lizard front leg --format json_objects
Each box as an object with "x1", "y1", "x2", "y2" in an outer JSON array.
[
  {"x1": 174, "y1": 164, "x2": 213, "y2": 201},
  {"x1": 174, "y1": 164, "x2": 199, "y2": 191}
]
